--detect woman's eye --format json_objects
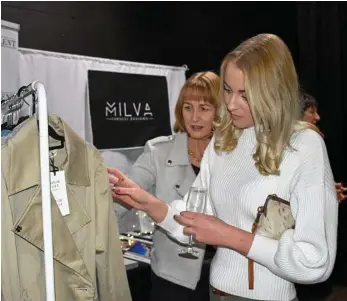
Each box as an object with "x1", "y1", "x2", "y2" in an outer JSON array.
[
  {"x1": 183, "y1": 105, "x2": 191, "y2": 110},
  {"x1": 223, "y1": 84, "x2": 231, "y2": 93}
]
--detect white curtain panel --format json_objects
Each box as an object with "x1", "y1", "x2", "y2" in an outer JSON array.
[{"x1": 1, "y1": 20, "x2": 20, "y2": 100}]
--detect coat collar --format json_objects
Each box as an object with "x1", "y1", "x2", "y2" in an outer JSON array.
[
  {"x1": 7, "y1": 114, "x2": 90, "y2": 196},
  {"x1": 166, "y1": 132, "x2": 190, "y2": 166}
]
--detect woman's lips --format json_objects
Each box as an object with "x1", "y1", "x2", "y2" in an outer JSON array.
[{"x1": 191, "y1": 125, "x2": 203, "y2": 131}]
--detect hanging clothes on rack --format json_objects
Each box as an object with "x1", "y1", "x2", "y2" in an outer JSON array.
[{"x1": 1, "y1": 114, "x2": 132, "y2": 301}]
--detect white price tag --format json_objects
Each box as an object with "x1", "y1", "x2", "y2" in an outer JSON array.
[{"x1": 50, "y1": 171, "x2": 70, "y2": 216}]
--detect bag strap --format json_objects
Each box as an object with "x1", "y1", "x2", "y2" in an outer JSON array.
[
  {"x1": 248, "y1": 206, "x2": 264, "y2": 290},
  {"x1": 247, "y1": 174, "x2": 281, "y2": 290}
]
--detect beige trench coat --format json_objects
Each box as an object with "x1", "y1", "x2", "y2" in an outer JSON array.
[{"x1": 1, "y1": 115, "x2": 131, "y2": 301}]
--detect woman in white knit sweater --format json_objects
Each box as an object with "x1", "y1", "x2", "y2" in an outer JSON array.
[{"x1": 109, "y1": 33, "x2": 338, "y2": 301}]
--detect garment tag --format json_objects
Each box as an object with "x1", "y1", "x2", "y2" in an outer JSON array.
[{"x1": 50, "y1": 171, "x2": 70, "y2": 216}]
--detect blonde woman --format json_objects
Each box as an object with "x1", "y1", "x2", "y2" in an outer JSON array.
[
  {"x1": 109, "y1": 71, "x2": 220, "y2": 301},
  {"x1": 110, "y1": 34, "x2": 338, "y2": 301}
]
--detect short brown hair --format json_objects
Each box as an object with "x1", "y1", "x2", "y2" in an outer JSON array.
[{"x1": 173, "y1": 71, "x2": 220, "y2": 133}]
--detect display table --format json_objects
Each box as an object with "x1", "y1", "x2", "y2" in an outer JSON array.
[{"x1": 124, "y1": 257, "x2": 139, "y2": 270}]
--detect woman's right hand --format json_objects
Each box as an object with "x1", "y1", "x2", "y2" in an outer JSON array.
[{"x1": 108, "y1": 168, "x2": 167, "y2": 220}]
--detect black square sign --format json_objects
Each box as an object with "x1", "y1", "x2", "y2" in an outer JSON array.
[{"x1": 88, "y1": 70, "x2": 171, "y2": 149}]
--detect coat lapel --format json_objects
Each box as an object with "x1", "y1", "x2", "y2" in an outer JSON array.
[{"x1": 11, "y1": 185, "x2": 93, "y2": 282}]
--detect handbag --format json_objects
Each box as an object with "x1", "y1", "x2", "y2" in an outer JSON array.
[{"x1": 248, "y1": 194, "x2": 295, "y2": 289}]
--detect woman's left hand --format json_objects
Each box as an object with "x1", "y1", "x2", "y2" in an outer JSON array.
[{"x1": 174, "y1": 211, "x2": 231, "y2": 247}]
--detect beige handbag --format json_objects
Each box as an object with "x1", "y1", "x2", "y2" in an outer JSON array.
[{"x1": 248, "y1": 194, "x2": 295, "y2": 289}]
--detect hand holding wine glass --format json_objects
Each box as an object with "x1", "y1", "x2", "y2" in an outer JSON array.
[{"x1": 178, "y1": 187, "x2": 207, "y2": 259}]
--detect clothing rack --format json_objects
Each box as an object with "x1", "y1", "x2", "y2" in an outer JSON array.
[{"x1": 2, "y1": 82, "x2": 55, "y2": 301}]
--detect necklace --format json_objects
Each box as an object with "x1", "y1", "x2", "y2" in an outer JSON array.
[
  {"x1": 188, "y1": 149, "x2": 202, "y2": 163},
  {"x1": 188, "y1": 137, "x2": 211, "y2": 164}
]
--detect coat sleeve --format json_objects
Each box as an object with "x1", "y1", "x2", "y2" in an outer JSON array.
[{"x1": 94, "y1": 161, "x2": 132, "y2": 301}]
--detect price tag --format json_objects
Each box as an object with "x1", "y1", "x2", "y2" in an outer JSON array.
[{"x1": 50, "y1": 171, "x2": 70, "y2": 216}]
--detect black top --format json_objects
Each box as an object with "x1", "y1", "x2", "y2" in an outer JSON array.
[{"x1": 191, "y1": 163, "x2": 200, "y2": 176}]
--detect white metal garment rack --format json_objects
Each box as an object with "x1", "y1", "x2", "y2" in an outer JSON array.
[{"x1": 1, "y1": 81, "x2": 55, "y2": 301}]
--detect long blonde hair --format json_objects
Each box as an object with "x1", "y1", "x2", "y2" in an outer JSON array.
[
  {"x1": 215, "y1": 33, "x2": 309, "y2": 176},
  {"x1": 174, "y1": 71, "x2": 221, "y2": 133}
]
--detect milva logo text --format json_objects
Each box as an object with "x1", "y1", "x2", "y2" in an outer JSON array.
[{"x1": 105, "y1": 101, "x2": 154, "y2": 121}]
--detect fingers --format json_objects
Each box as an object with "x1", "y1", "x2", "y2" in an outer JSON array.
[
  {"x1": 335, "y1": 183, "x2": 347, "y2": 190},
  {"x1": 174, "y1": 214, "x2": 194, "y2": 227},
  {"x1": 113, "y1": 187, "x2": 137, "y2": 195},
  {"x1": 338, "y1": 193, "x2": 347, "y2": 203},
  {"x1": 107, "y1": 167, "x2": 118, "y2": 175},
  {"x1": 183, "y1": 226, "x2": 195, "y2": 236},
  {"x1": 108, "y1": 173, "x2": 129, "y2": 189},
  {"x1": 109, "y1": 175, "x2": 119, "y2": 185},
  {"x1": 107, "y1": 167, "x2": 126, "y2": 180},
  {"x1": 180, "y1": 211, "x2": 201, "y2": 219}
]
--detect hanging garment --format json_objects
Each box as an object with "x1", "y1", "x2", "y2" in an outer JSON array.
[{"x1": 1, "y1": 114, "x2": 132, "y2": 301}]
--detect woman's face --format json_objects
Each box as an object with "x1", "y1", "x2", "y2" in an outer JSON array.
[
  {"x1": 223, "y1": 61, "x2": 254, "y2": 129},
  {"x1": 303, "y1": 106, "x2": 320, "y2": 125},
  {"x1": 182, "y1": 99, "x2": 216, "y2": 139}
]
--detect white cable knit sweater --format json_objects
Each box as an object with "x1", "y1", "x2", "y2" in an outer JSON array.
[{"x1": 159, "y1": 127, "x2": 338, "y2": 301}]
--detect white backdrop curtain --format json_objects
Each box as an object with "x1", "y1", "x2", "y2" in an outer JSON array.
[
  {"x1": 17, "y1": 48, "x2": 187, "y2": 232},
  {"x1": 1, "y1": 20, "x2": 20, "y2": 100}
]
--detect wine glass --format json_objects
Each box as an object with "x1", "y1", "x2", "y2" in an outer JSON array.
[{"x1": 178, "y1": 187, "x2": 207, "y2": 259}]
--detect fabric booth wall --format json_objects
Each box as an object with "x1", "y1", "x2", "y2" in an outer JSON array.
[
  {"x1": 17, "y1": 48, "x2": 187, "y2": 232},
  {"x1": 1, "y1": 20, "x2": 20, "y2": 101}
]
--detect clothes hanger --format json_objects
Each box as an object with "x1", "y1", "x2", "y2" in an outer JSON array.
[
  {"x1": 47, "y1": 125, "x2": 65, "y2": 151},
  {"x1": 30, "y1": 92, "x2": 65, "y2": 151},
  {"x1": 3, "y1": 85, "x2": 66, "y2": 151},
  {"x1": 2, "y1": 86, "x2": 33, "y2": 131}
]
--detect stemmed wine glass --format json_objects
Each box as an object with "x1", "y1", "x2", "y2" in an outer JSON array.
[{"x1": 178, "y1": 187, "x2": 207, "y2": 259}]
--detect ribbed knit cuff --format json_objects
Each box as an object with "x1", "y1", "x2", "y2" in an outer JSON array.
[{"x1": 247, "y1": 234, "x2": 279, "y2": 269}]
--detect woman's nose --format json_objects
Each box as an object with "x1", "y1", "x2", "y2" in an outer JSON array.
[
  {"x1": 226, "y1": 96, "x2": 237, "y2": 111},
  {"x1": 192, "y1": 110, "x2": 201, "y2": 122}
]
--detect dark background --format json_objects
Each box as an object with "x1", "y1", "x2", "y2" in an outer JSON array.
[{"x1": 2, "y1": 0, "x2": 347, "y2": 285}]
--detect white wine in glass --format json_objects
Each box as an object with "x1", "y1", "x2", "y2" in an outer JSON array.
[{"x1": 178, "y1": 187, "x2": 207, "y2": 259}]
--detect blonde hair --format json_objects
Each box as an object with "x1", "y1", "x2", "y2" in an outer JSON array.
[
  {"x1": 173, "y1": 71, "x2": 221, "y2": 133},
  {"x1": 215, "y1": 33, "x2": 310, "y2": 176}
]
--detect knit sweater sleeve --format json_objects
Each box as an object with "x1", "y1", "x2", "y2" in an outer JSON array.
[
  {"x1": 247, "y1": 129, "x2": 338, "y2": 284},
  {"x1": 157, "y1": 136, "x2": 216, "y2": 244}
]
